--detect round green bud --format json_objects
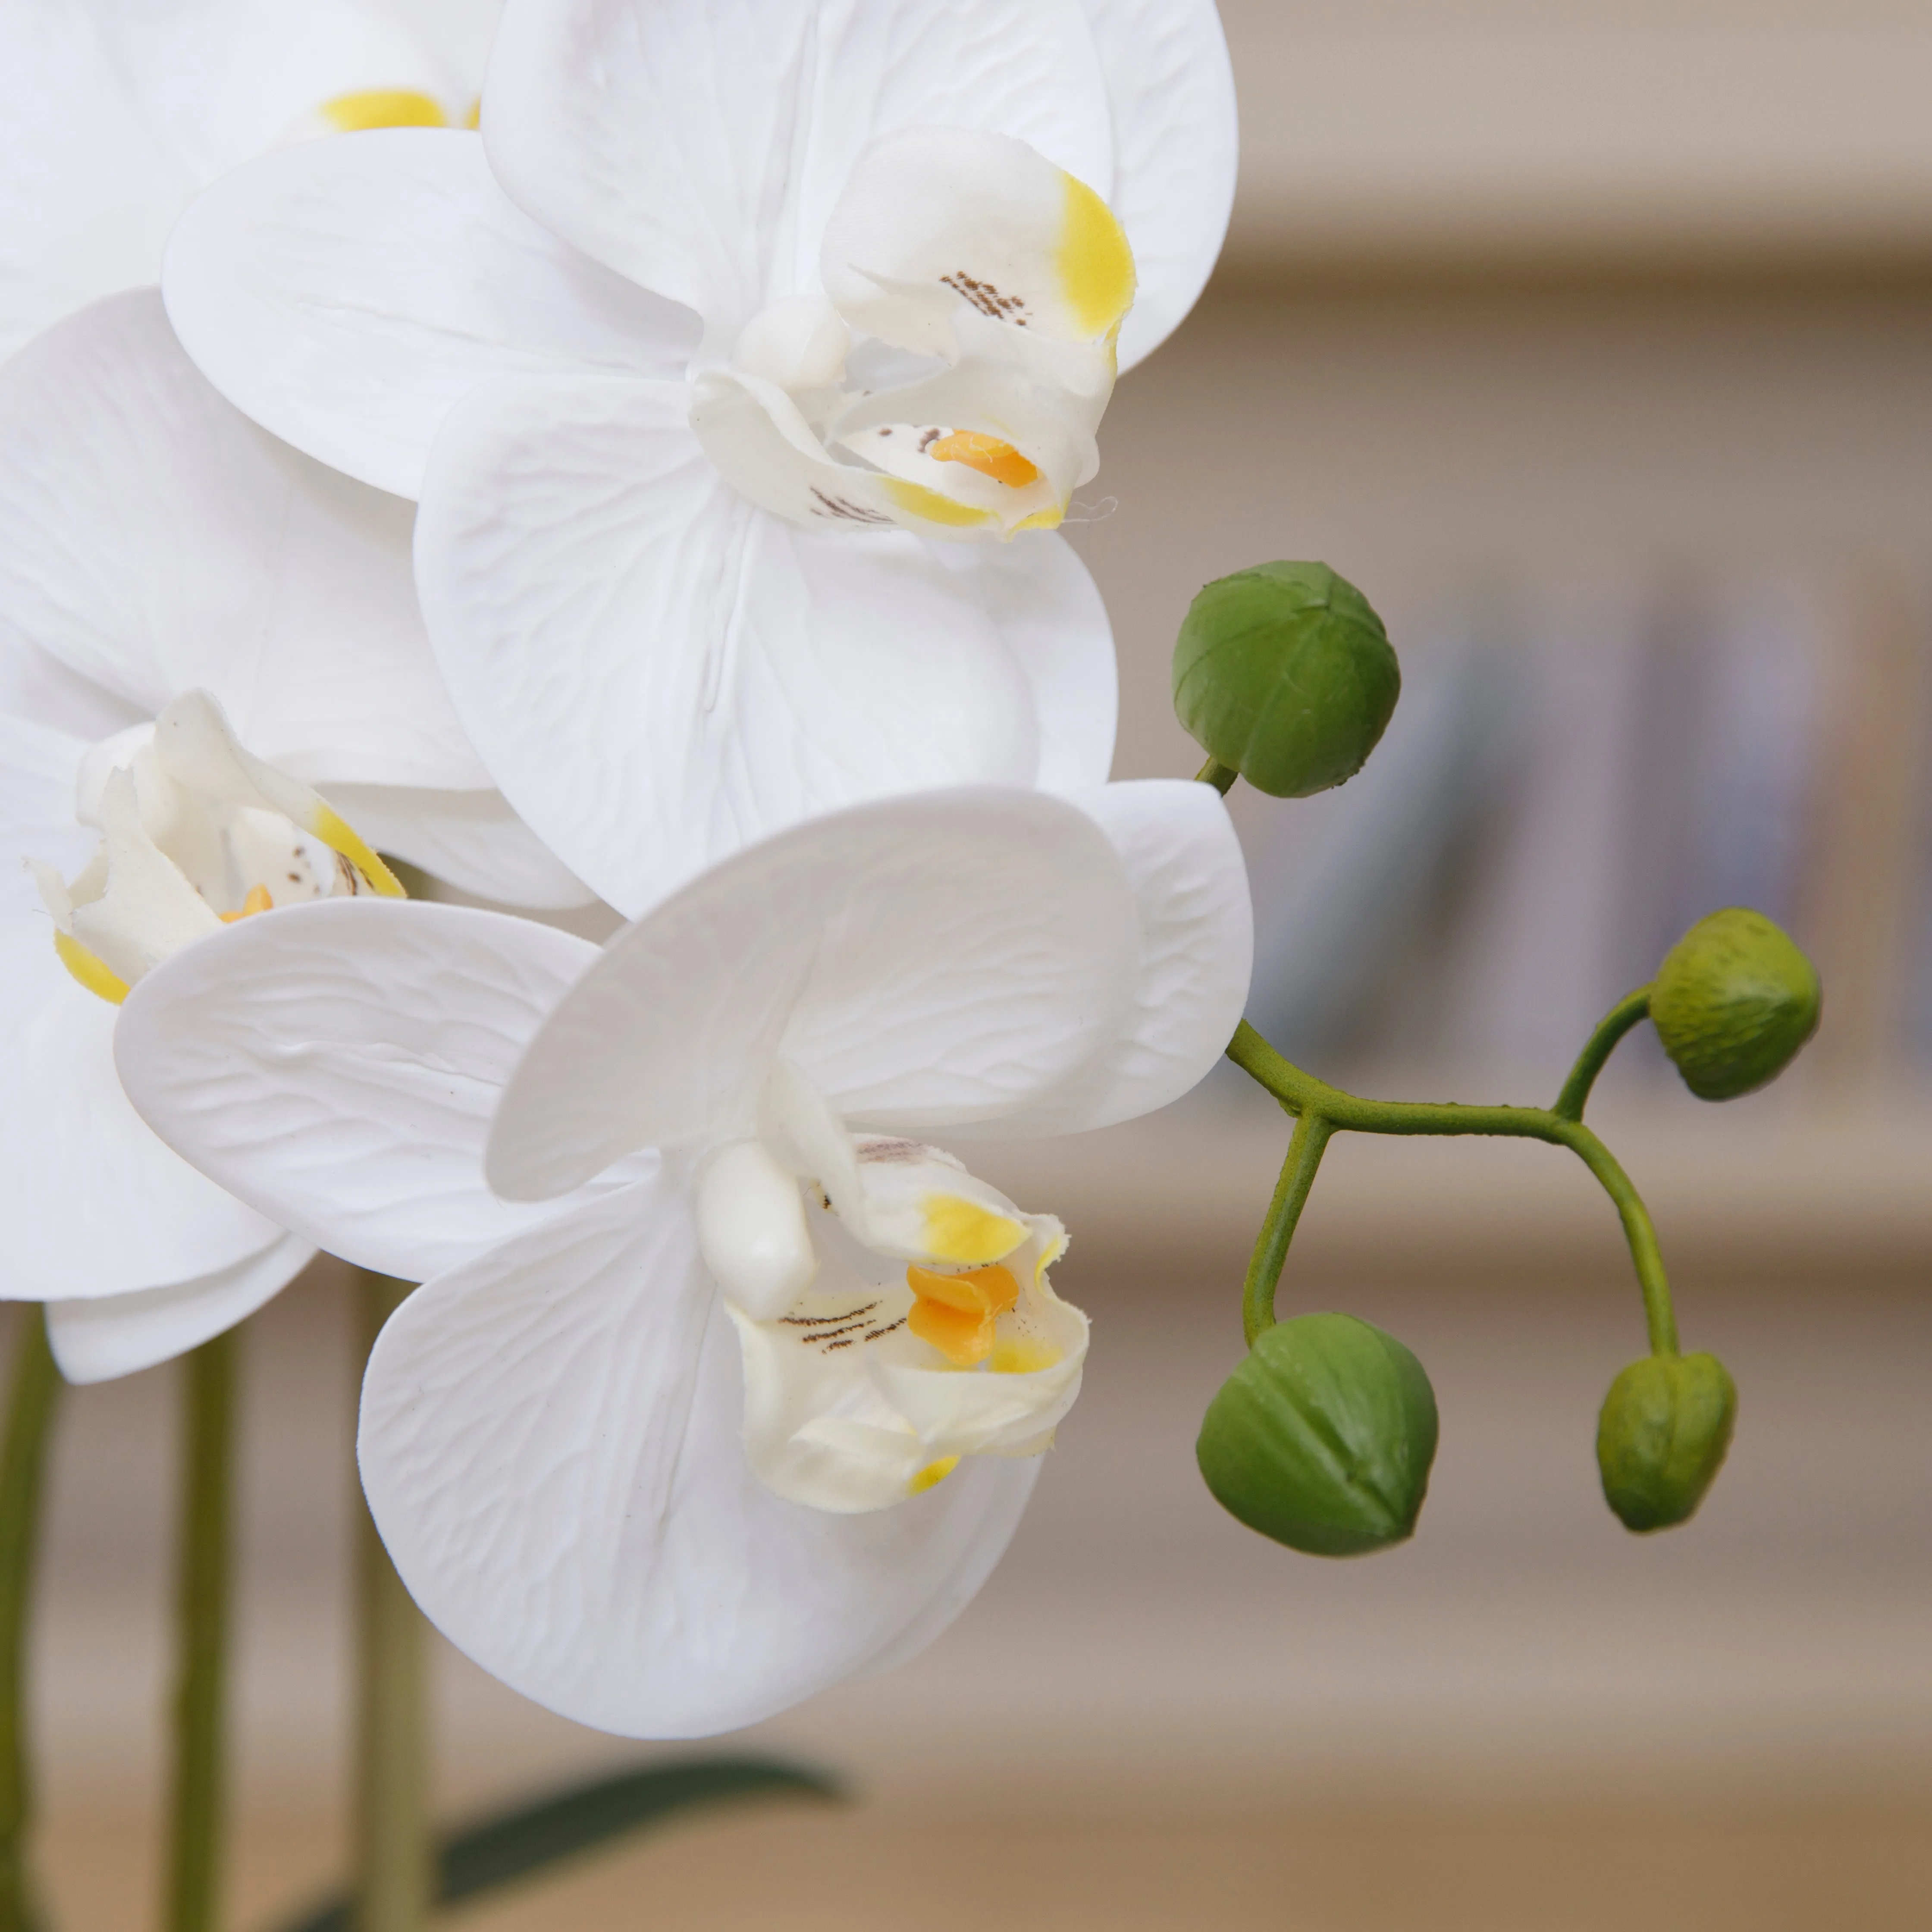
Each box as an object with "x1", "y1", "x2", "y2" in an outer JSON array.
[
  {"x1": 1596, "y1": 1352, "x2": 1737, "y2": 1534},
  {"x1": 1172, "y1": 561, "x2": 1401, "y2": 797},
  {"x1": 1196, "y1": 1312, "x2": 1439, "y2": 1556},
  {"x1": 1650, "y1": 907, "x2": 1821, "y2": 1101}
]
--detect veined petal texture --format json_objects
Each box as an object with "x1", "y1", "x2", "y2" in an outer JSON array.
[
  {"x1": 1079, "y1": 0, "x2": 1236, "y2": 371},
  {"x1": 488, "y1": 790, "x2": 1142, "y2": 1201},
  {"x1": 0, "y1": 291, "x2": 488, "y2": 792},
  {"x1": 360, "y1": 1170, "x2": 1040, "y2": 1737},
  {"x1": 163, "y1": 129, "x2": 697, "y2": 496},
  {"x1": 114, "y1": 900, "x2": 641, "y2": 1284},
  {"x1": 482, "y1": 0, "x2": 1112, "y2": 336},
  {"x1": 416, "y1": 376, "x2": 1113, "y2": 915}
]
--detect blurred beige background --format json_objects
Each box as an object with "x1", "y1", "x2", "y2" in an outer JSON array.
[{"x1": 20, "y1": 3, "x2": 1932, "y2": 1926}]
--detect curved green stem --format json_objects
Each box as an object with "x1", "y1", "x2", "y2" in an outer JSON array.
[
  {"x1": 1227, "y1": 1021, "x2": 1680, "y2": 1356},
  {"x1": 0, "y1": 1312, "x2": 62, "y2": 1932},
  {"x1": 169, "y1": 1327, "x2": 237, "y2": 1932},
  {"x1": 1553, "y1": 988, "x2": 1652, "y2": 1123},
  {"x1": 1194, "y1": 756, "x2": 1238, "y2": 796},
  {"x1": 1242, "y1": 1112, "x2": 1333, "y2": 1346},
  {"x1": 356, "y1": 1272, "x2": 430, "y2": 1932}
]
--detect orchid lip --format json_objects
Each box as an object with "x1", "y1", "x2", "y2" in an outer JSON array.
[{"x1": 34, "y1": 690, "x2": 404, "y2": 1002}]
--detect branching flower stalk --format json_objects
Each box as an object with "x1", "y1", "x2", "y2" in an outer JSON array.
[{"x1": 1225, "y1": 1010, "x2": 1679, "y2": 1359}]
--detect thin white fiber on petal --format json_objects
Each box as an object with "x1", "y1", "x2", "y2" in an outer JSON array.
[
  {"x1": 163, "y1": 130, "x2": 697, "y2": 497},
  {"x1": 488, "y1": 790, "x2": 1140, "y2": 1201},
  {"x1": 360, "y1": 1169, "x2": 1039, "y2": 1737}
]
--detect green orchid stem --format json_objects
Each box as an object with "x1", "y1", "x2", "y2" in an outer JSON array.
[
  {"x1": 1242, "y1": 1110, "x2": 1333, "y2": 1346},
  {"x1": 1227, "y1": 1020, "x2": 1680, "y2": 1358},
  {"x1": 1194, "y1": 756, "x2": 1239, "y2": 796},
  {"x1": 0, "y1": 1312, "x2": 62, "y2": 1932},
  {"x1": 1553, "y1": 987, "x2": 1652, "y2": 1123},
  {"x1": 168, "y1": 1327, "x2": 237, "y2": 1932},
  {"x1": 355, "y1": 1273, "x2": 430, "y2": 1932}
]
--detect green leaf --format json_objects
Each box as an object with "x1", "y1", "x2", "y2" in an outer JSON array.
[{"x1": 267, "y1": 1756, "x2": 841, "y2": 1932}]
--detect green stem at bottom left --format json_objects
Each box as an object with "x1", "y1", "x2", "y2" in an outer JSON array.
[
  {"x1": 0, "y1": 1311, "x2": 63, "y2": 1932},
  {"x1": 168, "y1": 1327, "x2": 238, "y2": 1932}
]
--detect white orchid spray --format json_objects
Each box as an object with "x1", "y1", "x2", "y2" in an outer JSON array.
[
  {"x1": 0, "y1": 289, "x2": 585, "y2": 1381},
  {"x1": 0, "y1": 0, "x2": 505, "y2": 361},
  {"x1": 157, "y1": 0, "x2": 1238, "y2": 912},
  {"x1": 116, "y1": 784, "x2": 1253, "y2": 1732}
]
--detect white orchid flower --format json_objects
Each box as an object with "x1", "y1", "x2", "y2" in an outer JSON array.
[
  {"x1": 159, "y1": 0, "x2": 1237, "y2": 914},
  {"x1": 115, "y1": 783, "x2": 1252, "y2": 1733},
  {"x1": 0, "y1": 0, "x2": 507, "y2": 361},
  {"x1": 0, "y1": 289, "x2": 586, "y2": 1383}
]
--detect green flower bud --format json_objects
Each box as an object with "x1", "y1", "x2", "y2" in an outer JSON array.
[
  {"x1": 1650, "y1": 907, "x2": 1821, "y2": 1100},
  {"x1": 1196, "y1": 1312, "x2": 1439, "y2": 1556},
  {"x1": 1596, "y1": 1352, "x2": 1737, "y2": 1533},
  {"x1": 1172, "y1": 562, "x2": 1401, "y2": 797}
]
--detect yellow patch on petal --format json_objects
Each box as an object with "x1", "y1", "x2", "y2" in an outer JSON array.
[
  {"x1": 464, "y1": 98, "x2": 482, "y2": 130},
  {"x1": 921, "y1": 1195, "x2": 1026, "y2": 1266},
  {"x1": 219, "y1": 883, "x2": 274, "y2": 924},
  {"x1": 319, "y1": 88, "x2": 448, "y2": 132},
  {"x1": 882, "y1": 479, "x2": 996, "y2": 529},
  {"x1": 906, "y1": 1261, "x2": 1021, "y2": 1367},
  {"x1": 307, "y1": 806, "x2": 408, "y2": 899},
  {"x1": 1012, "y1": 506, "x2": 1064, "y2": 533},
  {"x1": 53, "y1": 932, "x2": 128, "y2": 1007},
  {"x1": 1058, "y1": 175, "x2": 1135, "y2": 339},
  {"x1": 991, "y1": 1336, "x2": 1061, "y2": 1376},
  {"x1": 928, "y1": 432, "x2": 1040, "y2": 489},
  {"x1": 910, "y1": 1455, "x2": 960, "y2": 1494}
]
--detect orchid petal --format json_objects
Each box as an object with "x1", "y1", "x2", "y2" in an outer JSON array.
[
  {"x1": 481, "y1": 0, "x2": 1111, "y2": 340},
  {"x1": 0, "y1": 292, "x2": 488, "y2": 791},
  {"x1": 488, "y1": 790, "x2": 1140, "y2": 1201},
  {"x1": 163, "y1": 129, "x2": 696, "y2": 497},
  {"x1": 416, "y1": 375, "x2": 1088, "y2": 915},
  {"x1": 924, "y1": 535, "x2": 1116, "y2": 792},
  {"x1": 360, "y1": 1167, "x2": 1039, "y2": 1736},
  {"x1": 1079, "y1": 0, "x2": 1236, "y2": 372},
  {"x1": 0, "y1": 0, "x2": 455, "y2": 358},
  {"x1": 321, "y1": 783, "x2": 594, "y2": 910},
  {"x1": 114, "y1": 900, "x2": 634, "y2": 1283},
  {"x1": 821, "y1": 127, "x2": 1133, "y2": 356},
  {"x1": 0, "y1": 954, "x2": 283, "y2": 1303},
  {"x1": 955, "y1": 779, "x2": 1253, "y2": 1138},
  {"x1": 46, "y1": 1230, "x2": 316, "y2": 1385}
]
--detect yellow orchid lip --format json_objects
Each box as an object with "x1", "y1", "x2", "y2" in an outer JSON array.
[
  {"x1": 905, "y1": 1261, "x2": 1020, "y2": 1367},
  {"x1": 53, "y1": 932, "x2": 129, "y2": 1007}
]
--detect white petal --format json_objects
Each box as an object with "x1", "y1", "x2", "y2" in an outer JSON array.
[
  {"x1": 321, "y1": 783, "x2": 594, "y2": 910},
  {"x1": 0, "y1": 292, "x2": 488, "y2": 790},
  {"x1": 482, "y1": 0, "x2": 1112, "y2": 340},
  {"x1": 821, "y1": 127, "x2": 1133, "y2": 353},
  {"x1": 46, "y1": 1230, "x2": 316, "y2": 1384},
  {"x1": 416, "y1": 375, "x2": 1070, "y2": 915},
  {"x1": 113, "y1": 900, "x2": 634, "y2": 1283},
  {"x1": 488, "y1": 789, "x2": 1141, "y2": 1201},
  {"x1": 925, "y1": 535, "x2": 1116, "y2": 793},
  {"x1": 959, "y1": 779, "x2": 1254, "y2": 1138},
  {"x1": 694, "y1": 1138, "x2": 818, "y2": 1321},
  {"x1": 359, "y1": 1168, "x2": 1039, "y2": 1736},
  {"x1": 0, "y1": 946, "x2": 284, "y2": 1302},
  {"x1": 163, "y1": 129, "x2": 697, "y2": 497},
  {"x1": 1079, "y1": 0, "x2": 1237, "y2": 372},
  {"x1": 0, "y1": 0, "x2": 455, "y2": 359}
]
